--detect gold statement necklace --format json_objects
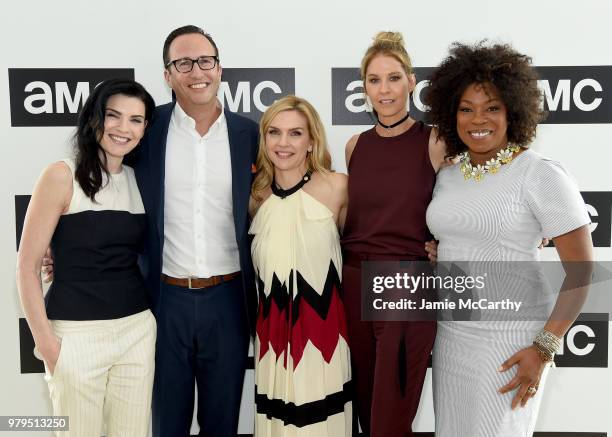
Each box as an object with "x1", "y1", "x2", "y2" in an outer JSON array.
[{"x1": 459, "y1": 144, "x2": 521, "y2": 182}]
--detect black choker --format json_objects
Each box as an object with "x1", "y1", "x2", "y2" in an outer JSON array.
[
  {"x1": 272, "y1": 171, "x2": 312, "y2": 199},
  {"x1": 377, "y1": 112, "x2": 410, "y2": 129}
]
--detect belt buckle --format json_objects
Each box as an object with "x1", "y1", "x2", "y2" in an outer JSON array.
[{"x1": 187, "y1": 276, "x2": 199, "y2": 290}]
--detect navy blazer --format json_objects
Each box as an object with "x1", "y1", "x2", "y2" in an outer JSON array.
[{"x1": 131, "y1": 101, "x2": 259, "y2": 335}]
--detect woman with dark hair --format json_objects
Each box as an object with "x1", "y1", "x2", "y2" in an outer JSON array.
[
  {"x1": 425, "y1": 42, "x2": 593, "y2": 436},
  {"x1": 17, "y1": 78, "x2": 156, "y2": 436},
  {"x1": 341, "y1": 31, "x2": 446, "y2": 437}
]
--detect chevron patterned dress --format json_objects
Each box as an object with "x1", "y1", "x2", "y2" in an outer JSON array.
[{"x1": 249, "y1": 188, "x2": 352, "y2": 437}]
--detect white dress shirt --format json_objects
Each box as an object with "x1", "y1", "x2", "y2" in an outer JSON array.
[{"x1": 162, "y1": 102, "x2": 240, "y2": 278}]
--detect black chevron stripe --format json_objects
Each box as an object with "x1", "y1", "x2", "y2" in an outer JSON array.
[
  {"x1": 255, "y1": 381, "x2": 351, "y2": 428},
  {"x1": 292, "y1": 261, "x2": 341, "y2": 324},
  {"x1": 257, "y1": 261, "x2": 342, "y2": 324},
  {"x1": 257, "y1": 271, "x2": 291, "y2": 319}
]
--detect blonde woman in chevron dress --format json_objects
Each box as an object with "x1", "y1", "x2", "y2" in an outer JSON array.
[{"x1": 249, "y1": 95, "x2": 351, "y2": 437}]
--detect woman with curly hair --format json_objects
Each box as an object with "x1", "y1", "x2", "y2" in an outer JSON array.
[
  {"x1": 249, "y1": 95, "x2": 352, "y2": 436},
  {"x1": 425, "y1": 42, "x2": 593, "y2": 436},
  {"x1": 342, "y1": 31, "x2": 446, "y2": 436}
]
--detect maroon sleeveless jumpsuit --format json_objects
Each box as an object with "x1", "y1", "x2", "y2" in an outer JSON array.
[{"x1": 342, "y1": 121, "x2": 437, "y2": 437}]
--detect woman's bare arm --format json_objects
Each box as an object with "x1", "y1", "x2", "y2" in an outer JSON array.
[{"x1": 16, "y1": 162, "x2": 72, "y2": 372}]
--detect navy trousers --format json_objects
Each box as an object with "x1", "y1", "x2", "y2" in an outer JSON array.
[{"x1": 152, "y1": 277, "x2": 250, "y2": 437}]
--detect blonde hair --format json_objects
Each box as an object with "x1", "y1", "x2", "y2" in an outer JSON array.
[
  {"x1": 360, "y1": 31, "x2": 413, "y2": 81},
  {"x1": 252, "y1": 95, "x2": 332, "y2": 200}
]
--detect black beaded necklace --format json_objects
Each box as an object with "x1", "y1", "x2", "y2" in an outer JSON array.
[
  {"x1": 377, "y1": 112, "x2": 410, "y2": 129},
  {"x1": 272, "y1": 171, "x2": 312, "y2": 199}
]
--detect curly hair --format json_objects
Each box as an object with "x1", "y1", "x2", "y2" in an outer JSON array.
[
  {"x1": 252, "y1": 95, "x2": 331, "y2": 201},
  {"x1": 424, "y1": 42, "x2": 545, "y2": 157}
]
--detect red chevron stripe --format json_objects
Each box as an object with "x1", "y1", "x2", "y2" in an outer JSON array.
[
  {"x1": 256, "y1": 284, "x2": 348, "y2": 368},
  {"x1": 256, "y1": 296, "x2": 287, "y2": 365}
]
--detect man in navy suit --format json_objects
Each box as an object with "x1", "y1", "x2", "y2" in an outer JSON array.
[{"x1": 132, "y1": 25, "x2": 258, "y2": 437}]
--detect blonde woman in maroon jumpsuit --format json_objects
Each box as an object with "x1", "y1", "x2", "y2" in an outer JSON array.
[{"x1": 341, "y1": 32, "x2": 446, "y2": 437}]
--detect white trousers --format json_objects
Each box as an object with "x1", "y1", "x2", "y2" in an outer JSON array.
[{"x1": 44, "y1": 310, "x2": 156, "y2": 437}]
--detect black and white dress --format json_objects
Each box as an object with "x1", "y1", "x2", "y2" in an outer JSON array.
[
  {"x1": 42, "y1": 158, "x2": 155, "y2": 436},
  {"x1": 45, "y1": 159, "x2": 149, "y2": 320}
]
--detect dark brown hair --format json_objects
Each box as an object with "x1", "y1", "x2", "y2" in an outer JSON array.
[{"x1": 74, "y1": 79, "x2": 155, "y2": 201}]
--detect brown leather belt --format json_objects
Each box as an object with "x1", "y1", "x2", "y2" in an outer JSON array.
[{"x1": 161, "y1": 271, "x2": 241, "y2": 289}]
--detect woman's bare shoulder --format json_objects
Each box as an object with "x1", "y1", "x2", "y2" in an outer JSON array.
[{"x1": 345, "y1": 133, "x2": 361, "y2": 167}]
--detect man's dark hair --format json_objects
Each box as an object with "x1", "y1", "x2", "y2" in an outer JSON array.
[{"x1": 163, "y1": 25, "x2": 219, "y2": 67}]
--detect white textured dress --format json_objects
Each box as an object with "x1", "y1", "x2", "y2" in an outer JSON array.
[
  {"x1": 249, "y1": 187, "x2": 352, "y2": 437},
  {"x1": 426, "y1": 150, "x2": 590, "y2": 437}
]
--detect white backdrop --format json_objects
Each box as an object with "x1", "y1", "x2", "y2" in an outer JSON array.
[{"x1": 2, "y1": 0, "x2": 611, "y2": 435}]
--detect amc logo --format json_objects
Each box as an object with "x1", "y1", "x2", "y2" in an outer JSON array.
[
  {"x1": 15, "y1": 194, "x2": 47, "y2": 374},
  {"x1": 14, "y1": 191, "x2": 612, "y2": 250},
  {"x1": 19, "y1": 318, "x2": 44, "y2": 373},
  {"x1": 219, "y1": 68, "x2": 295, "y2": 122},
  {"x1": 8, "y1": 68, "x2": 134, "y2": 127},
  {"x1": 331, "y1": 66, "x2": 612, "y2": 125},
  {"x1": 19, "y1": 316, "x2": 254, "y2": 374},
  {"x1": 331, "y1": 67, "x2": 433, "y2": 125},
  {"x1": 15, "y1": 195, "x2": 30, "y2": 250},
  {"x1": 536, "y1": 66, "x2": 611, "y2": 124},
  {"x1": 582, "y1": 192, "x2": 612, "y2": 247},
  {"x1": 555, "y1": 313, "x2": 608, "y2": 368}
]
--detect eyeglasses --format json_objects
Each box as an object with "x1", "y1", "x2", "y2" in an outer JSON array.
[{"x1": 166, "y1": 56, "x2": 219, "y2": 73}]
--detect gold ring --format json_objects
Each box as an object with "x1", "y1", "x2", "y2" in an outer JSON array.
[{"x1": 527, "y1": 386, "x2": 537, "y2": 396}]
